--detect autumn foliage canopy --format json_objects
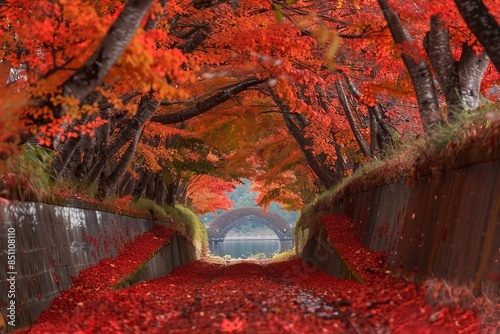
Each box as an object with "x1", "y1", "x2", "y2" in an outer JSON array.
[{"x1": 0, "y1": 0, "x2": 499, "y2": 213}]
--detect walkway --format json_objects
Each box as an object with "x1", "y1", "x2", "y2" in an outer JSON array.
[{"x1": 25, "y1": 258, "x2": 488, "y2": 333}]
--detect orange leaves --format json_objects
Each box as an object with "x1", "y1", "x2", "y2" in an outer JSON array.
[
  {"x1": 166, "y1": 0, "x2": 193, "y2": 17},
  {"x1": 3, "y1": 0, "x2": 106, "y2": 74},
  {"x1": 359, "y1": 83, "x2": 376, "y2": 107},
  {"x1": 186, "y1": 175, "x2": 236, "y2": 214},
  {"x1": 252, "y1": 171, "x2": 304, "y2": 211},
  {"x1": 199, "y1": 3, "x2": 319, "y2": 81},
  {"x1": 143, "y1": 122, "x2": 190, "y2": 140},
  {"x1": 0, "y1": 100, "x2": 24, "y2": 159},
  {"x1": 114, "y1": 194, "x2": 133, "y2": 210},
  {"x1": 206, "y1": 150, "x2": 220, "y2": 164},
  {"x1": 36, "y1": 113, "x2": 107, "y2": 147},
  {"x1": 109, "y1": 26, "x2": 190, "y2": 99},
  {"x1": 240, "y1": 0, "x2": 273, "y2": 11},
  {"x1": 136, "y1": 143, "x2": 164, "y2": 172}
]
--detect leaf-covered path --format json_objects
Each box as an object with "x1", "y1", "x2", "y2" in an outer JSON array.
[{"x1": 25, "y1": 255, "x2": 490, "y2": 334}]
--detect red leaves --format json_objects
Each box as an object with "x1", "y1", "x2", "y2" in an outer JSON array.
[
  {"x1": 32, "y1": 225, "x2": 174, "y2": 328},
  {"x1": 26, "y1": 236, "x2": 489, "y2": 334},
  {"x1": 220, "y1": 317, "x2": 247, "y2": 333},
  {"x1": 26, "y1": 253, "x2": 488, "y2": 333},
  {"x1": 359, "y1": 83, "x2": 376, "y2": 107}
]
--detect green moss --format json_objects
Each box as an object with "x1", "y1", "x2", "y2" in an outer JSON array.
[
  {"x1": 164, "y1": 204, "x2": 209, "y2": 257},
  {"x1": 271, "y1": 249, "x2": 296, "y2": 261},
  {"x1": 124, "y1": 200, "x2": 208, "y2": 256},
  {"x1": 129, "y1": 198, "x2": 171, "y2": 222}
]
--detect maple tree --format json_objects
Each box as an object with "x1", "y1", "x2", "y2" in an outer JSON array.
[
  {"x1": 0, "y1": 0, "x2": 499, "y2": 212},
  {"x1": 378, "y1": 0, "x2": 497, "y2": 131}
]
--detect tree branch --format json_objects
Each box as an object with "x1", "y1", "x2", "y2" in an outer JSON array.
[{"x1": 151, "y1": 77, "x2": 265, "y2": 124}]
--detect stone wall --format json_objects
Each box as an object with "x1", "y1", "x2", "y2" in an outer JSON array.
[
  {"x1": 117, "y1": 232, "x2": 198, "y2": 288},
  {"x1": 0, "y1": 200, "x2": 197, "y2": 330},
  {"x1": 298, "y1": 158, "x2": 500, "y2": 291}
]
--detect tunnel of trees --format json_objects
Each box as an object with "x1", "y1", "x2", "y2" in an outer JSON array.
[{"x1": 0, "y1": 0, "x2": 499, "y2": 215}]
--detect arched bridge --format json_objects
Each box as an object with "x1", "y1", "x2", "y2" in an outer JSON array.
[{"x1": 206, "y1": 207, "x2": 294, "y2": 251}]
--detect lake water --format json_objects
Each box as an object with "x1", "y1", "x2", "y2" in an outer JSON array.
[{"x1": 209, "y1": 239, "x2": 282, "y2": 259}]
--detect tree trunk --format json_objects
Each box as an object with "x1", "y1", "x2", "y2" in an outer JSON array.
[
  {"x1": 424, "y1": 15, "x2": 490, "y2": 120},
  {"x1": 155, "y1": 174, "x2": 165, "y2": 205},
  {"x1": 86, "y1": 95, "x2": 160, "y2": 185},
  {"x1": 95, "y1": 107, "x2": 111, "y2": 151},
  {"x1": 424, "y1": 15, "x2": 462, "y2": 121},
  {"x1": 98, "y1": 126, "x2": 143, "y2": 199},
  {"x1": 75, "y1": 135, "x2": 95, "y2": 179},
  {"x1": 151, "y1": 77, "x2": 265, "y2": 124},
  {"x1": 454, "y1": 0, "x2": 500, "y2": 73},
  {"x1": 458, "y1": 44, "x2": 490, "y2": 110},
  {"x1": 118, "y1": 171, "x2": 135, "y2": 197},
  {"x1": 371, "y1": 104, "x2": 397, "y2": 155},
  {"x1": 378, "y1": 0, "x2": 441, "y2": 134},
  {"x1": 269, "y1": 89, "x2": 338, "y2": 189},
  {"x1": 51, "y1": 115, "x2": 89, "y2": 176},
  {"x1": 176, "y1": 179, "x2": 189, "y2": 205},
  {"x1": 144, "y1": 0, "x2": 168, "y2": 30},
  {"x1": 133, "y1": 170, "x2": 155, "y2": 198},
  {"x1": 165, "y1": 183, "x2": 178, "y2": 206},
  {"x1": 58, "y1": 0, "x2": 155, "y2": 117},
  {"x1": 284, "y1": 113, "x2": 336, "y2": 188},
  {"x1": 145, "y1": 174, "x2": 156, "y2": 200},
  {"x1": 369, "y1": 109, "x2": 380, "y2": 158},
  {"x1": 341, "y1": 72, "x2": 397, "y2": 154},
  {"x1": 333, "y1": 139, "x2": 348, "y2": 175},
  {"x1": 336, "y1": 81, "x2": 372, "y2": 157}
]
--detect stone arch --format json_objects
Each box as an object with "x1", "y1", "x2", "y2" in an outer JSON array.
[{"x1": 206, "y1": 207, "x2": 294, "y2": 248}]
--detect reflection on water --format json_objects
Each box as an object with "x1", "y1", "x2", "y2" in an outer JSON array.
[{"x1": 209, "y1": 239, "x2": 281, "y2": 259}]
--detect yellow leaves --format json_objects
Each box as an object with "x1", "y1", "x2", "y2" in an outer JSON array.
[
  {"x1": 49, "y1": 94, "x2": 98, "y2": 120},
  {"x1": 49, "y1": 94, "x2": 79, "y2": 108},
  {"x1": 206, "y1": 150, "x2": 219, "y2": 163},
  {"x1": 274, "y1": 4, "x2": 284, "y2": 23},
  {"x1": 310, "y1": 24, "x2": 330, "y2": 44},
  {"x1": 137, "y1": 143, "x2": 163, "y2": 172},
  {"x1": 110, "y1": 28, "x2": 190, "y2": 100},
  {"x1": 336, "y1": 0, "x2": 360, "y2": 11},
  {"x1": 326, "y1": 33, "x2": 341, "y2": 70},
  {"x1": 309, "y1": 23, "x2": 341, "y2": 70}
]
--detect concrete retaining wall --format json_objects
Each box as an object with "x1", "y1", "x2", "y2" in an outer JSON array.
[
  {"x1": 117, "y1": 232, "x2": 198, "y2": 288},
  {"x1": 298, "y1": 158, "x2": 500, "y2": 291},
  {"x1": 0, "y1": 200, "x2": 197, "y2": 329}
]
